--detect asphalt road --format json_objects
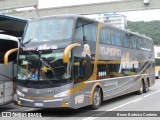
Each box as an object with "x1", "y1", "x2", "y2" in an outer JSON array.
[{"x1": 1, "y1": 79, "x2": 160, "y2": 120}]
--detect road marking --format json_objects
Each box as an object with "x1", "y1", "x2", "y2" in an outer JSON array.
[
  {"x1": 143, "y1": 90, "x2": 160, "y2": 98},
  {"x1": 82, "y1": 90, "x2": 160, "y2": 120},
  {"x1": 82, "y1": 98, "x2": 143, "y2": 120},
  {"x1": 106, "y1": 98, "x2": 143, "y2": 111},
  {"x1": 83, "y1": 117, "x2": 97, "y2": 120}
]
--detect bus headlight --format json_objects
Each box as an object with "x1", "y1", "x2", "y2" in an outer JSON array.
[
  {"x1": 17, "y1": 90, "x2": 25, "y2": 97},
  {"x1": 54, "y1": 90, "x2": 70, "y2": 98}
]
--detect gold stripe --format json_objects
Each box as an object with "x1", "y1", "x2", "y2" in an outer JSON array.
[{"x1": 25, "y1": 96, "x2": 54, "y2": 100}]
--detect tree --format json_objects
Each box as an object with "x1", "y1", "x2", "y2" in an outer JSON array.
[{"x1": 127, "y1": 21, "x2": 160, "y2": 45}]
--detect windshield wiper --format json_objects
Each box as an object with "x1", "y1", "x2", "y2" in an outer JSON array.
[{"x1": 21, "y1": 38, "x2": 34, "y2": 47}]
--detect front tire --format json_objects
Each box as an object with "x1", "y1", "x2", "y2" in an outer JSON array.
[{"x1": 90, "y1": 87, "x2": 102, "y2": 110}]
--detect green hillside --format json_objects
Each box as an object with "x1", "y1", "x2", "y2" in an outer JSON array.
[{"x1": 127, "y1": 21, "x2": 160, "y2": 45}]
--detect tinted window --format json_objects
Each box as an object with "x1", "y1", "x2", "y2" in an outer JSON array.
[
  {"x1": 148, "y1": 40, "x2": 154, "y2": 50},
  {"x1": 141, "y1": 38, "x2": 147, "y2": 50},
  {"x1": 75, "y1": 21, "x2": 83, "y2": 40},
  {"x1": 23, "y1": 18, "x2": 74, "y2": 43},
  {"x1": 136, "y1": 37, "x2": 141, "y2": 49},
  {"x1": 111, "y1": 30, "x2": 121, "y2": 46},
  {"x1": 122, "y1": 34, "x2": 129, "y2": 48},
  {"x1": 130, "y1": 34, "x2": 137, "y2": 49},
  {"x1": 75, "y1": 19, "x2": 98, "y2": 42},
  {"x1": 100, "y1": 28, "x2": 110, "y2": 44}
]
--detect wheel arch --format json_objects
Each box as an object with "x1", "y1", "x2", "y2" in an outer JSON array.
[{"x1": 90, "y1": 83, "x2": 103, "y2": 104}]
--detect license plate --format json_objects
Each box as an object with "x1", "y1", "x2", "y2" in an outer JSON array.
[{"x1": 34, "y1": 103, "x2": 43, "y2": 107}]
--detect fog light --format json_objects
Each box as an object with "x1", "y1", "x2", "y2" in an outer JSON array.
[
  {"x1": 61, "y1": 101, "x2": 69, "y2": 107},
  {"x1": 18, "y1": 101, "x2": 22, "y2": 105}
]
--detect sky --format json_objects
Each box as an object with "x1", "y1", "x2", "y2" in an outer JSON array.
[{"x1": 38, "y1": 0, "x2": 160, "y2": 21}]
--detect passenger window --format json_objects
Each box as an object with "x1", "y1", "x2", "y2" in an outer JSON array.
[
  {"x1": 74, "y1": 19, "x2": 98, "y2": 42},
  {"x1": 141, "y1": 39, "x2": 147, "y2": 50},
  {"x1": 130, "y1": 35, "x2": 137, "y2": 49},
  {"x1": 122, "y1": 34, "x2": 129, "y2": 48},
  {"x1": 136, "y1": 37, "x2": 141, "y2": 49},
  {"x1": 100, "y1": 28, "x2": 111, "y2": 44},
  {"x1": 97, "y1": 63, "x2": 110, "y2": 79},
  {"x1": 75, "y1": 21, "x2": 83, "y2": 40},
  {"x1": 111, "y1": 31, "x2": 121, "y2": 46},
  {"x1": 148, "y1": 40, "x2": 154, "y2": 50},
  {"x1": 83, "y1": 22, "x2": 97, "y2": 42}
]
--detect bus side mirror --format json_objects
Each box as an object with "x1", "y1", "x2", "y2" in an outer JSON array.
[
  {"x1": 63, "y1": 43, "x2": 81, "y2": 63},
  {"x1": 4, "y1": 48, "x2": 19, "y2": 65}
]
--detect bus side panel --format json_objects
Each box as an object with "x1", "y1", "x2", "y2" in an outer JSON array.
[
  {"x1": 0, "y1": 83, "x2": 4, "y2": 105},
  {"x1": 0, "y1": 62, "x2": 13, "y2": 105},
  {"x1": 4, "y1": 81, "x2": 13, "y2": 104},
  {"x1": 73, "y1": 82, "x2": 91, "y2": 109},
  {"x1": 102, "y1": 77, "x2": 140, "y2": 101}
]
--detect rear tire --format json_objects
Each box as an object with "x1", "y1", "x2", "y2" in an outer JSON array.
[
  {"x1": 90, "y1": 87, "x2": 102, "y2": 110},
  {"x1": 137, "y1": 80, "x2": 143, "y2": 95},
  {"x1": 143, "y1": 80, "x2": 149, "y2": 93}
]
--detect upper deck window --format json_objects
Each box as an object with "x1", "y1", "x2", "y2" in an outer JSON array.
[
  {"x1": 111, "y1": 30, "x2": 121, "y2": 46},
  {"x1": 122, "y1": 33, "x2": 130, "y2": 48},
  {"x1": 22, "y1": 18, "x2": 74, "y2": 44},
  {"x1": 100, "y1": 28, "x2": 111, "y2": 44},
  {"x1": 130, "y1": 34, "x2": 137, "y2": 49},
  {"x1": 75, "y1": 18, "x2": 97, "y2": 42}
]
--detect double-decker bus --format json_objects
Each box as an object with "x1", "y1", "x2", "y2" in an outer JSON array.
[
  {"x1": 4, "y1": 15, "x2": 155, "y2": 109},
  {"x1": 0, "y1": 15, "x2": 27, "y2": 105}
]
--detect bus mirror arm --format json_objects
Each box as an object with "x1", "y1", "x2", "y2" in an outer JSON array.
[
  {"x1": 4, "y1": 48, "x2": 19, "y2": 65},
  {"x1": 63, "y1": 43, "x2": 81, "y2": 63}
]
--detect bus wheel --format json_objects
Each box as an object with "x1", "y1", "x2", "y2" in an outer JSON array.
[
  {"x1": 90, "y1": 87, "x2": 102, "y2": 110},
  {"x1": 137, "y1": 80, "x2": 143, "y2": 95},
  {"x1": 143, "y1": 80, "x2": 149, "y2": 93}
]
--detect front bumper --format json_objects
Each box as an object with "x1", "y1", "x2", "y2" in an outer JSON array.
[{"x1": 15, "y1": 96, "x2": 74, "y2": 108}]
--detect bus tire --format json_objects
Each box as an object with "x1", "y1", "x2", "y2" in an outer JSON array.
[
  {"x1": 143, "y1": 80, "x2": 149, "y2": 93},
  {"x1": 90, "y1": 87, "x2": 102, "y2": 110},
  {"x1": 137, "y1": 80, "x2": 143, "y2": 95},
  {"x1": 155, "y1": 76, "x2": 159, "y2": 79}
]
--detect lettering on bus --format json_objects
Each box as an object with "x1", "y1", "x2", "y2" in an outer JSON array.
[
  {"x1": 99, "y1": 47, "x2": 121, "y2": 57},
  {"x1": 104, "y1": 81, "x2": 118, "y2": 87},
  {"x1": 23, "y1": 44, "x2": 58, "y2": 51},
  {"x1": 75, "y1": 94, "x2": 84, "y2": 104},
  {"x1": 121, "y1": 53, "x2": 139, "y2": 69},
  {"x1": 37, "y1": 44, "x2": 58, "y2": 51}
]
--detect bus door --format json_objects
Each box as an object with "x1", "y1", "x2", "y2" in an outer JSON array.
[{"x1": 73, "y1": 18, "x2": 98, "y2": 108}]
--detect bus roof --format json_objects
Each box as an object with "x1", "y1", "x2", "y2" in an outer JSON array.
[
  {"x1": 0, "y1": 14, "x2": 27, "y2": 37},
  {"x1": 28, "y1": 14, "x2": 152, "y2": 41}
]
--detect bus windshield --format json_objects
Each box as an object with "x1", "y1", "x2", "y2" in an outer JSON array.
[
  {"x1": 22, "y1": 18, "x2": 74, "y2": 44},
  {"x1": 18, "y1": 51, "x2": 71, "y2": 81}
]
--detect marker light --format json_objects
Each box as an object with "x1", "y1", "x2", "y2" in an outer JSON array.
[
  {"x1": 17, "y1": 90, "x2": 25, "y2": 97},
  {"x1": 54, "y1": 90, "x2": 70, "y2": 98}
]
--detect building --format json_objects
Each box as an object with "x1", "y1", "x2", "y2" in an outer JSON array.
[{"x1": 86, "y1": 13, "x2": 127, "y2": 29}]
